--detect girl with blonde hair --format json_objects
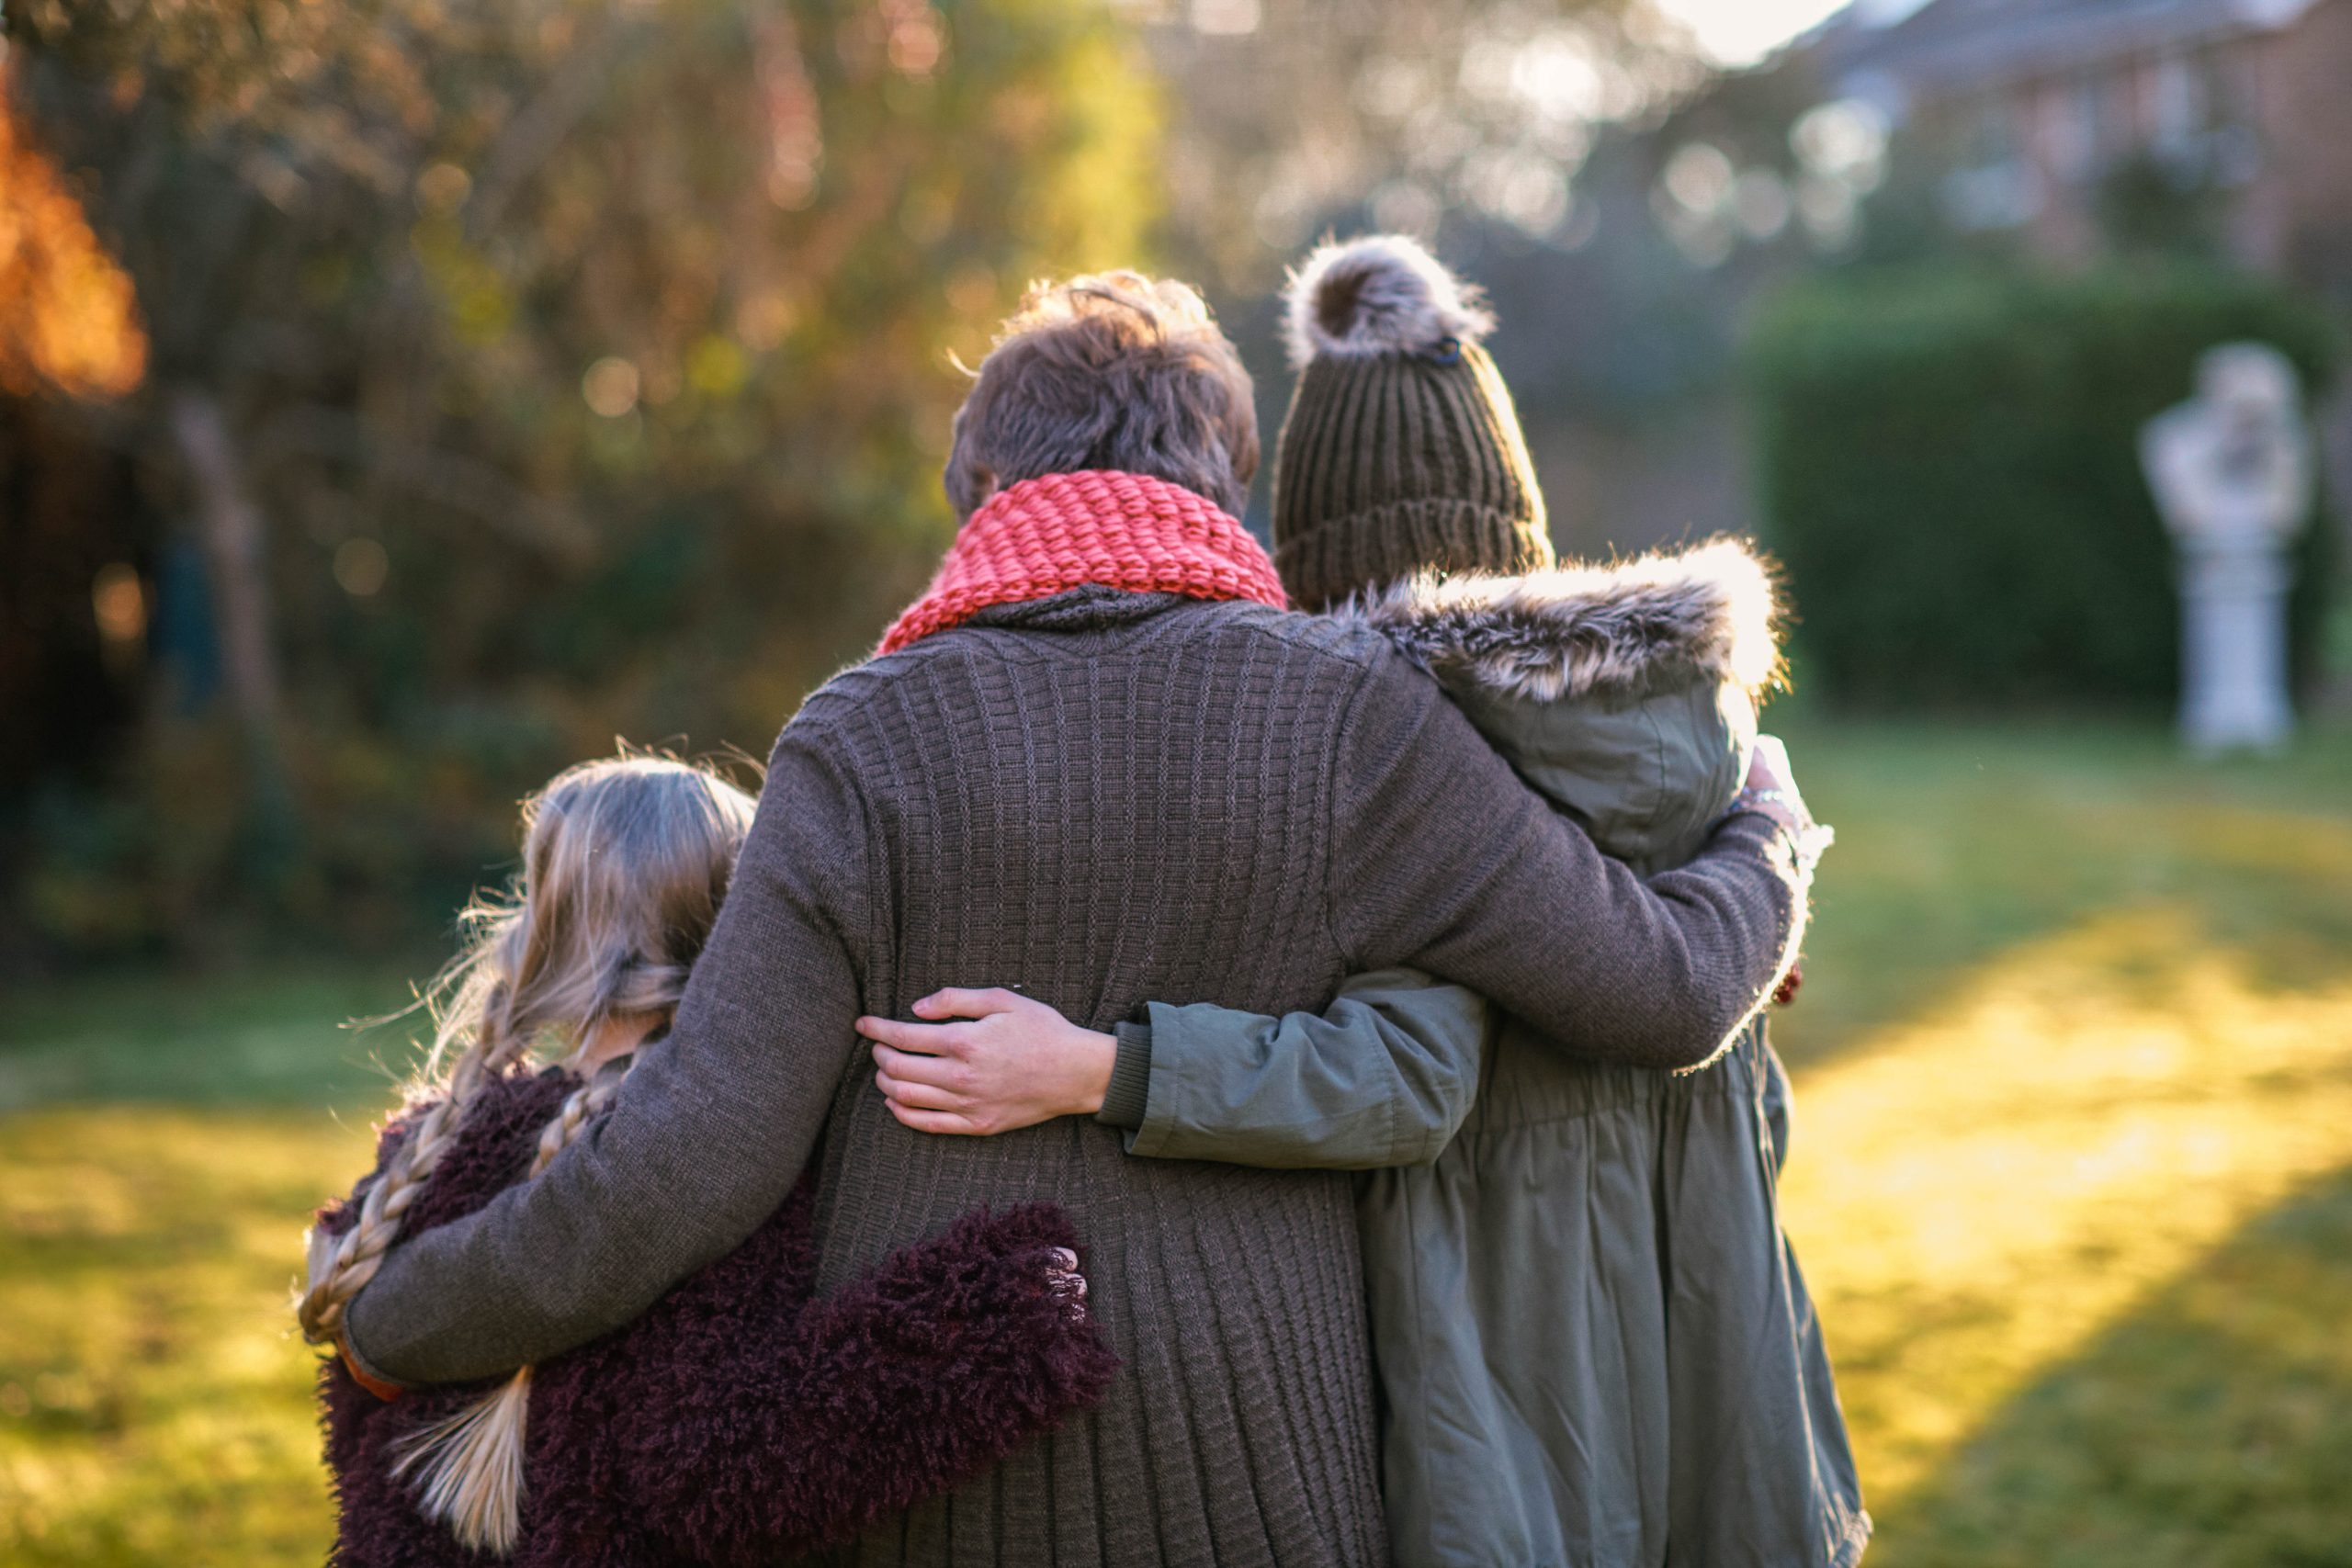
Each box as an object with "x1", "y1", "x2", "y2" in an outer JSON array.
[{"x1": 302, "y1": 754, "x2": 1114, "y2": 1567}]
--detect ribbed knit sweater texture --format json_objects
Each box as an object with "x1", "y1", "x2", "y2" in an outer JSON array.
[{"x1": 348, "y1": 589, "x2": 1807, "y2": 1568}]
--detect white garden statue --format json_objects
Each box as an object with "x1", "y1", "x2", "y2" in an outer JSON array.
[{"x1": 2140, "y1": 342, "x2": 2315, "y2": 752}]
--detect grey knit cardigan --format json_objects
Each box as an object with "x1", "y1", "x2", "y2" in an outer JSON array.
[{"x1": 346, "y1": 588, "x2": 1808, "y2": 1568}]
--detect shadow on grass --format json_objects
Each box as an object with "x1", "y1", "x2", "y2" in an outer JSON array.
[{"x1": 1872, "y1": 1163, "x2": 2352, "y2": 1568}]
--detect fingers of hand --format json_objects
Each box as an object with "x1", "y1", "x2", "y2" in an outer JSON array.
[
  {"x1": 914, "y1": 986, "x2": 1023, "y2": 1021},
  {"x1": 874, "y1": 1066, "x2": 965, "y2": 1111},
  {"x1": 857, "y1": 1016, "x2": 967, "y2": 1055},
  {"x1": 871, "y1": 1042, "x2": 968, "y2": 1097},
  {"x1": 881, "y1": 1098, "x2": 982, "y2": 1135},
  {"x1": 1043, "y1": 1252, "x2": 1089, "y2": 1319}
]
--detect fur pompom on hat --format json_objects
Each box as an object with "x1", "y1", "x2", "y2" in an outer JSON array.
[
  {"x1": 1272, "y1": 235, "x2": 1550, "y2": 611},
  {"x1": 1283, "y1": 234, "x2": 1498, "y2": 370}
]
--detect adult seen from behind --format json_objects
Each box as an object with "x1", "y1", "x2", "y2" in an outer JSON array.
[{"x1": 862, "y1": 238, "x2": 1862, "y2": 1568}]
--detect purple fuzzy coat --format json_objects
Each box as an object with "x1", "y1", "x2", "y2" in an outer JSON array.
[{"x1": 318, "y1": 1069, "x2": 1117, "y2": 1568}]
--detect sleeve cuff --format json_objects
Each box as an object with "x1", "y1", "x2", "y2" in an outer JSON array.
[
  {"x1": 1721, "y1": 807, "x2": 1835, "y2": 881},
  {"x1": 337, "y1": 1306, "x2": 410, "y2": 1401},
  {"x1": 1096, "y1": 1021, "x2": 1153, "y2": 1130}
]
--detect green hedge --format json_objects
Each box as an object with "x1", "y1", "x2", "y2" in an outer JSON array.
[{"x1": 1745, "y1": 265, "x2": 2340, "y2": 709}]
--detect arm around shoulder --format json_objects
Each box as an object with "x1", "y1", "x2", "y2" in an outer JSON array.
[{"x1": 1328, "y1": 649, "x2": 1808, "y2": 1071}]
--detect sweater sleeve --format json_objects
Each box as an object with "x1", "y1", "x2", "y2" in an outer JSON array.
[
  {"x1": 1112, "y1": 969, "x2": 1485, "y2": 1170},
  {"x1": 345, "y1": 728, "x2": 872, "y2": 1385},
  {"x1": 1329, "y1": 648, "x2": 1808, "y2": 1070}
]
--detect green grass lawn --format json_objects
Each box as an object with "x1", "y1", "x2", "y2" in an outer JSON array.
[{"x1": 4, "y1": 719, "x2": 2350, "y2": 1565}]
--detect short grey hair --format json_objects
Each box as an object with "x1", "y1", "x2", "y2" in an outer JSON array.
[{"x1": 944, "y1": 272, "x2": 1260, "y2": 520}]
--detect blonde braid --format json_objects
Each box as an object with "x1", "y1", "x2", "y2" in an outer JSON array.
[
  {"x1": 529, "y1": 1064, "x2": 622, "y2": 1177},
  {"x1": 391, "y1": 1059, "x2": 632, "y2": 1556},
  {"x1": 297, "y1": 1012, "x2": 529, "y2": 1345}
]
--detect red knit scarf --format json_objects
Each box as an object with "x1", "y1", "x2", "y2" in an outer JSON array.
[{"x1": 878, "y1": 471, "x2": 1288, "y2": 655}]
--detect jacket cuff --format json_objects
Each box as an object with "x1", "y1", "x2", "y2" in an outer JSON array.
[
  {"x1": 337, "y1": 1305, "x2": 410, "y2": 1400},
  {"x1": 1096, "y1": 1021, "x2": 1153, "y2": 1130}
]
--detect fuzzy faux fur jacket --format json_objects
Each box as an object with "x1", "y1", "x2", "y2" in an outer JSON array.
[{"x1": 317, "y1": 1068, "x2": 1117, "y2": 1568}]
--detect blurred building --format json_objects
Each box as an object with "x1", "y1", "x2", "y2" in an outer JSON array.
[
  {"x1": 1814, "y1": 0, "x2": 2352, "y2": 707},
  {"x1": 1823, "y1": 0, "x2": 2352, "y2": 294},
  {"x1": 1455, "y1": 0, "x2": 2352, "y2": 710}
]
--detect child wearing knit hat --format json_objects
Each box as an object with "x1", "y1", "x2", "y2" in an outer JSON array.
[
  {"x1": 880, "y1": 238, "x2": 1866, "y2": 1567},
  {"x1": 1269, "y1": 234, "x2": 1554, "y2": 608}
]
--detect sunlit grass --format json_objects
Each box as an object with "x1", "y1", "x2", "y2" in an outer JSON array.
[
  {"x1": 0, "y1": 1107, "x2": 376, "y2": 1565},
  {"x1": 1775, "y1": 717, "x2": 2352, "y2": 1066},
  {"x1": 1770, "y1": 719, "x2": 2352, "y2": 1565},
  {"x1": 1777, "y1": 908, "x2": 2352, "y2": 1560},
  {"x1": 0, "y1": 964, "x2": 429, "y2": 1111},
  {"x1": 1, "y1": 965, "x2": 414, "y2": 1564},
  {"x1": 1890, "y1": 1165, "x2": 2352, "y2": 1567},
  {"x1": 1, "y1": 721, "x2": 2347, "y2": 1565}
]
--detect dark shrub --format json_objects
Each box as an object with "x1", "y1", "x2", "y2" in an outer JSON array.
[{"x1": 1745, "y1": 265, "x2": 2339, "y2": 709}]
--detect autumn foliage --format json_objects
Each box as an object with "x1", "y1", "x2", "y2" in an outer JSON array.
[
  {"x1": 0, "y1": 66, "x2": 144, "y2": 401},
  {"x1": 2, "y1": 0, "x2": 1161, "y2": 961}
]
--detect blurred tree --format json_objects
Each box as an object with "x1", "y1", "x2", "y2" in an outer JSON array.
[
  {"x1": 1130, "y1": 0, "x2": 1702, "y2": 292},
  {"x1": 0, "y1": 73, "x2": 146, "y2": 402},
  {"x1": 1, "y1": 0, "x2": 1159, "y2": 963}
]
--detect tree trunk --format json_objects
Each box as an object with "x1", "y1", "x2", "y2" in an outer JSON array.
[{"x1": 168, "y1": 388, "x2": 298, "y2": 847}]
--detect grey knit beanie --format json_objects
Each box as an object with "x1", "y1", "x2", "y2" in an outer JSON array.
[{"x1": 1271, "y1": 235, "x2": 1552, "y2": 611}]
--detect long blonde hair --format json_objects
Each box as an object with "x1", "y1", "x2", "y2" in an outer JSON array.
[{"x1": 299, "y1": 753, "x2": 758, "y2": 1553}]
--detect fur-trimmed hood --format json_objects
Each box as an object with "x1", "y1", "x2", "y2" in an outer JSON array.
[{"x1": 1332, "y1": 537, "x2": 1784, "y2": 705}]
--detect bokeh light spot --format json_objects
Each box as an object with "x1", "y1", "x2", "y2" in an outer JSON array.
[
  {"x1": 90, "y1": 564, "x2": 146, "y2": 647},
  {"x1": 414, "y1": 162, "x2": 472, "y2": 215},
  {"x1": 333, "y1": 538, "x2": 390, "y2": 598},
  {"x1": 582, "y1": 356, "x2": 640, "y2": 418}
]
